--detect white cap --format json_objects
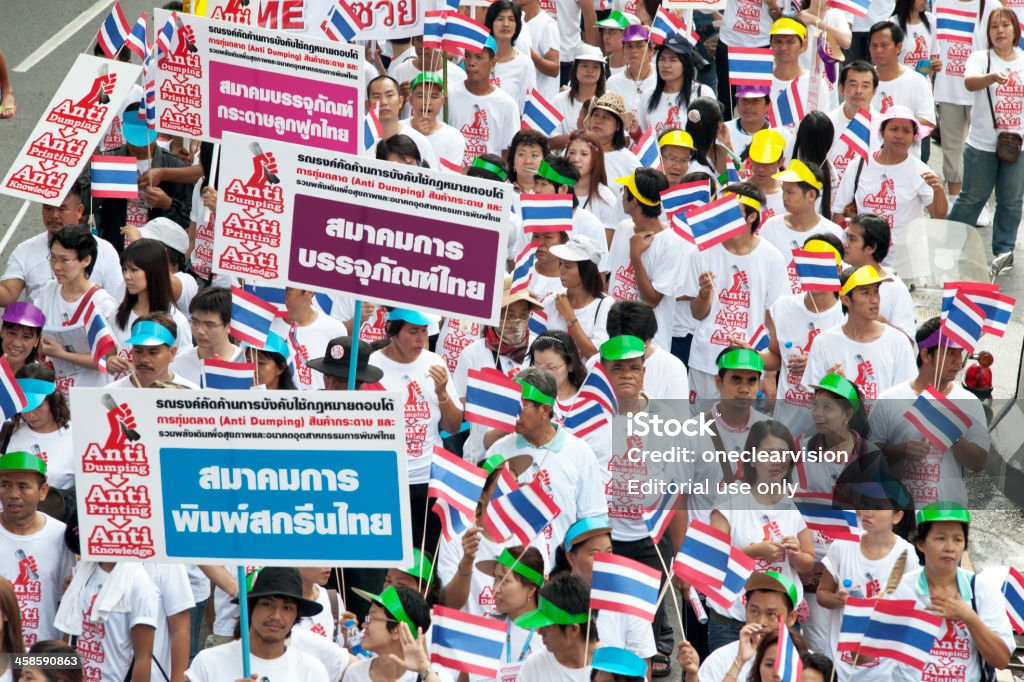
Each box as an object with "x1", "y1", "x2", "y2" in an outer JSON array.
[
  {"x1": 139, "y1": 217, "x2": 188, "y2": 255},
  {"x1": 575, "y1": 44, "x2": 607, "y2": 64},
  {"x1": 550, "y1": 235, "x2": 602, "y2": 264}
]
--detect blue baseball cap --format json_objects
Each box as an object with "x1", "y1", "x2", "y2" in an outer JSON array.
[
  {"x1": 484, "y1": 34, "x2": 498, "y2": 55},
  {"x1": 563, "y1": 514, "x2": 611, "y2": 552},
  {"x1": 388, "y1": 308, "x2": 439, "y2": 326},
  {"x1": 243, "y1": 331, "x2": 291, "y2": 360},
  {"x1": 126, "y1": 320, "x2": 176, "y2": 347},
  {"x1": 16, "y1": 379, "x2": 55, "y2": 413},
  {"x1": 122, "y1": 107, "x2": 158, "y2": 148},
  {"x1": 592, "y1": 647, "x2": 647, "y2": 678}
]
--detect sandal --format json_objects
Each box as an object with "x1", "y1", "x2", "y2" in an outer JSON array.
[
  {"x1": 652, "y1": 652, "x2": 672, "y2": 678},
  {"x1": 0, "y1": 93, "x2": 15, "y2": 119}
]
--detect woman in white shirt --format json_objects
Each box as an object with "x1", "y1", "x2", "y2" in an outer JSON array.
[
  {"x1": 585, "y1": 92, "x2": 641, "y2": 187},
  {"x1": 567, "y1": 130, "x2": 622, "y2": 227},
  {"x1": 9, "y1": 366, "x2": 74, "y2": 489},
  {"x1": 0, "y1": 302, "x2": 43, "y2": 377},
  {"x1": 893, "y1": 0, "x2": 939, "y2": 73},
  {"x1": 635, "y1": 38, "x2": 715, "y2": 137},
  {"x1": 485, "y1": 0, "x2": 537, "y2": 110},
  {"x1": 685, "y1": 96, "x2": 730, "y2": 179},
  {"x1": 546, "y1": 235, "x2": 611, "y2": 359},
  {"x1": 550, "y1": 45, "x2": 607, "y2": 150}
]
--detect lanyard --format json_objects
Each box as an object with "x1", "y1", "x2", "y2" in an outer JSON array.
[{"x1": 505, "y1": 622, "x2": 535, "y2": 664}]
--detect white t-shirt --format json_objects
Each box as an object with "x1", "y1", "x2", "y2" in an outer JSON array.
[
  {"x1": 454, "y1": 338, "x2": 528, "y2": 464},
  {"x1": 343, "y1": 657, "x2": 455, "y2": 682},
  {"x1": 446, "y1": 82, "x2": 520, "y2": 166},
  {"x1": 186, "y1": 639, "x2": 329, "y2": 682},
  {"x1": 643, "y1": 345, "x2": 690, "y2": 402},
  {"x1": 526, "y1": 12, "x2": 560, "y2": 103},
  {"x1": 295, "y1": 586, "x2": 340, "y2": 642},
  {"x1": 493, "y1": 51, "x2": 538, "y2": 111},
  {"x1": 578, "y1": 183, "x2": 623, "y2": 230},
  {"x1": 897, "y1": 14, "x2": 938, "y2": 70},
  {"x1": 555, "y1": 0, "x2": 581, "y2": 65},
  {"x1": 756, "y1": 215, "x2": 845, "y2": 296},
  {"x1": 607, "y1": 70, "x2": 657, "y2": 122},
  {"x1": 868, "y1": 382, "x2": 989, "y2": 507},
  {"x1": 32, "y1": 281, "x2": 118, "y2": 393},
  {"x1": 827, "y1": 106, "x2": 881, "y2": 189},
  {"x1": 802, "y1": 324, "x2": 917, "y2": 412},
  {"x1": 436, "y1": 317, "x2": 484, "y2": 374},
  {"x1": 290, "y1": 628, "x2": 349, "y2": 682},
  {"x1": 934, "y1": 0, "x2": 996, "y2": 106},
  {"x1": 370, "y1": 348, "x2": 461, "y2": 485},
  {"x1": 0, "y1": 514, "x2": 75, "y2": 646},
  {"x1": 107, "y1": 373, "x2": 201, "y2": 389},
  {"x1": 680, "y1": 239, "x2": 788, "y2": 375},
  {"x1": 272, "y1": 313, "x2": 348, "y2": 391},
  {"x1": 553, "y1": 90, "x2": 584, "y2": 138},
  {"x1": 637, "y1": 83, "x2": 716, "y2": 136},
  {"x1": 597, "y1": 609, "x2": 657, "y2": 658},
  {"x1": 400, "y1": 120, "x2": 467, "y2": 172},
  {"x1": 852, "y1": 0, "x2": 895, "y2": 31},
  {"x1": 145, "y1": 563, "x2": 196, "y2": 682},
  {"x1": 873, "y1": 67, "x2": 936, "y2": 126},
  {"x1": 699, "y1": 640, "x2": 752, "y2": 682},
  {"x1": 720, "y1": 0, "x2": 773, "y2": 47},
  {"x1": 602, "y1": 148, "x2": 642, "y2": 190},
  {"x1": 519, "y1": 648, "x2": 591, "y2": 682},
  {"x1": 173, "y1": 271, "x2": 198, "y2": 315},
  {"x1": 169, "y1": 345, "x2": 246, "y2": 388},
  {"x1": 965, "y1": 49, "x2": 1024, "y2": 153},
  {"x1": 7, "y1": 426, "x2": 74, "y2": 489},
  {"x1": 542, "y1": 295, "x2": 612, "y2": 350},
  {"x1": 879, "y1": 275, "x2": 916, "y2": 339},
  {"x1": 1, "y1": 231, "x2": 125, "y2": 303}
]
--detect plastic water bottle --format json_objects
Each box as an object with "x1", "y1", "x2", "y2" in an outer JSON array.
[
  {"x1": 344, "y1": 619, "x2": 368, "y2": 658},
  {"x1": 755, "y1": 389, "x2": 768, "y2": 413},
  {"x1": 843, "y1": 579, "x2": 864, "y2": 599}
]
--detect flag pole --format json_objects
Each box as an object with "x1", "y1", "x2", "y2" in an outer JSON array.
[
  {"x1": 237, "y1": 566, "x2": 252, "y2": 678},
  {"x1": 653, "y1": 543, "x2": 686, "y2": 639}
]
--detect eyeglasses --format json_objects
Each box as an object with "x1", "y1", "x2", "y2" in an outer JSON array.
[
  {"x1": 47, "y1": 255, "x2": 78, "y2": 265},
  {"x1": 536, "y1": 363, "x2": 566, "y2": 373},
  {"x1": 364, "y1": 612, "x2": 398, "y2": 625},
  {"x1": 661, "y1": 153, "x2": 691, "y2": 166},
  {"x1": 190, "y1": 320, "x2": 225, "y2": 331}
]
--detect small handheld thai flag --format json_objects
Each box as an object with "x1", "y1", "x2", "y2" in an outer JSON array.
[
  {"x1": 650, "y1": 6, "x2": 685, "y2": 45},
  {"x1": 84, "y1": 302, "x2": 117, "y2": 373},
  {"x1": 591, "y1": 553, "x2": 662, "y2": 622},
  {"x1": 529, "y1": 308, "x2": 548, "y2": 335},
  {"x1": 521, "y1": 194, "x2": 574, "y2": 233},
  {"x1": 510, "y1": 242, "x2": 538, "y2": 295},
  {"x1": 429, "y1": 446, "x2": 488, "y2": 518},
  {"x1": 943, "y1": 282, "x2": 1015, "y2": 337},
  {"x1": 837, "y1": 597, "x2": 880, "y2": 652},
  {"x1": 643, "y1": 492, "x2": 680, "y2": 544},
  {"x1": 563, "y1": 399, "x2": 610, "y2": 438},
  {"x1": 748, "y1": 324, "x2": 770, "y2": 352},
  {"x1": 491, "y1": 467, "x2": 519, "y2": 502},
  {"x1": 0, "y1": 358, "x2": 27, "y2": 421},
  {"x1": 828, "y1": 0, "x2": 870, "y2": 19},
  {"x1": 464, "y1": 368, "x2": 523, "y2": 432},
  {"x1": 728, "y1": 47, "x2": 774, "y2": 88},
  {"x1": 230, "y1": 285, "x2": 278, "y2": 348},
  {"x1": 202, "y1": 359, "x2": 256, "y2": 390},
  {"x1": 364, "y1": 103, "x2": 383, "y2": 152},
  {"x1": 578, "y1": 363, "x2": 617, "y2": 415},
  {"x1": 678, "y1": 196, "x2": 749, "y2": 251},
  {"x1": 433, "y1": 499, "x2": 469, "y2": 542},
  {"x1": 483, "y1": 476, "x2": 560, "y2": 545},
  {"x1": 661, "y1": 180, "x2": 711, "y2": 217},
  {"x1": 1004, "y1": 566, "x2": 1024, "y2": 635},
  {"x1": 141, "y1": 52, "x2": 157, "y2": 127},
  {"x1": 125, "y1": 12, "x2": 149, "y2": 60},
  {"x1": 423, "y1": 10, "x2": 447, "y2": 49},
  {"x1": 242, "y1": 284, "x2": 288, "y2": 319},
  {"x1": 904, "y1": 385, "x2": 973, "y2": 452},
  {"x1": 430, "y1": 606, "x2": 507, "y2": 678},
  {"x1": 96, "y1": 1, "x2": 132, "y2": 58},
  {"x1": 155, "y1": 13, "x2": 176, "y2": 61},
  {"x1": 91, "y1": 157, "x2": 138, "y2": 199},
  {"x1": 840, "y1": 109, "x2": 872, "y2": 160},
  {"x1": 442, "y1": 13, "x2": 490, "y2": 54},
  {"x1": 632, "y1": 126, "x2": 660, "y2": 169},
  {"x1": 793, "y1": 248, "x2": 841, "y2": 292},
  {"x1": 775, "y1": 620, "x2": 804, "y2": 682},
  {"x1": 794, "y1": 502, "x2": 859, "y2": 542},
  {"x1": 935, "y1": 4, "x2": 976, "y2": 43},
  {"x1": 322, "y1": 0, "x2": 363, "y2": 42},
  {"x1": 673, "y1": 520, "x2": 755, "y2": 609},
  {"x1": 941, "y1": 292, "x2": 985, "y2": 352},
  {"x1": 767, "y1": 79, "x2": 804, "y2": 128},
  {"x1": 857, "y1": 600, "x2": 944, "y2": 670},
  {"x1": 523, "y1": 89, "x2": 564, "y2": 136}
]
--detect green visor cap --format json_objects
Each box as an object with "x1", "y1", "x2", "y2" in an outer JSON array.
[
  {"x1": 353, "y1": 585, "x2": 420, "y2": 638},
  {"x1": 516, "y1": 379, "x2": 555, "y2": 406},
  {"x1": 600, "y1": 335, "x2": 645, "y2": 361},
  {"x1": 745, "y1": 570, "x2": 799, "y2": 610},
  {"x1": 717, "y1": 348, "x2": 764, "y2": 373},
  {"x1": 402, "y1": 548, "x2": 435, "y2": 584},
  {"x1": 596, "y1": 10, "x2": 629, "y2": 28},
  {"x1": 411, "y1": 72, "x2": 444, "y2": 90},
  {"x1": 0, "y1": 451, "x2": 46, "y2": 477},
  {"x1": 495, "y1": 548, "x2": 544, "y2": 587},
  {"x1": 916, "y1": 501, "x2": 972, "y2": 526},
  {"x1": 535, "y1": 160, "x2": 576, "y2": 189},
  {"x1": 514, "y1": 596, "x2": 589, "y2": 628},
  {"x1": 810, "y1": 373, "x2": 860, "y2": 413},
  {"x1": 472, "y1": 157, "x2": 507, "y2": 181}
]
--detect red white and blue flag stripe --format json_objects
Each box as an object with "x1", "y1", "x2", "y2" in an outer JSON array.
[
  {"x1": 767, "y1": 79, "x2": 805, "y2": 128},
  {"x1": 1004, "y1": 566, "x2": 1024, "y2": 634},
  {"x1": 840, "y1": 108, "x2": 873, "y2": 160},
  {"x1": 464, "y1": 368, "x2": 523, "y2": 432},
  {"x1": 84, "y1": 302, "x2": 117, "y2": 373},
  {"x1": 632, "y1": 126, "x2": 660, "y2": 169},
  {"x1": 643, "y1": 492, "x2": 679, "y2": 544},
  {"x1": 442, "y1": 13, "x2": 490, "y2": 54},
  {"x1": 155, "y1": 13, "x2": 176, "y2": 61},
  {"x1": 141, "y1": 52, "x2": 157, "y2": 128},
  {"x1": 837, "y1": 597, "x2": 883, "y2": 652},
  {"x1": 510, "y1": 242, "x2": 538, "y2": 295},
  {"x1": 529, "y1": 308, "x2": 548, "y2": 335},
  {"x1": 650, "y1": 6, "x2": 686, "y2": 45},
  {"x1": 125, "y1": 12, "x2": 150, "y2": 60},
  {"x1": 423, "y1": 10, "x2": 447, "y2": 49},
  {"x1": 942, "y1": 282, "x2": 1015, "y2": 337},
  {"x1": 91, "y1": 157, "x2": 138, "y2": 199},
  {"x1": 904, "y1": 385, "x2": 973, "y2": 452},
  {"x1": 856, "y1": 600, "x2": 944, "y2": 670},
  {"x1": 678, "y1": 196, "x2": 749, "y2": 251},
  {"x1": 433, "y1": 499, "x2": 469, "y2": 542},
  {"x1": 230, "y1": 285, "x2": 278, "y2": 348},
  {"x1": 562, "y1": 399, "x2": 610, "y2": 438},
  {"x1": 828, "y1": 0, "x2": 870, "y2": 19},
  {"x1": 672, "y1": 520, "x2": 756, "y2": 609},
  {"x1": 429, "y1": 446, "x2": 488, "y2": 518},
  {"x1": 728, "y1": 47, "x2": 774, "y2": 87},
  {"x1": 748, "y1": 324, "x2": 770, "y2": 352},
  {"x1": 430, "y1": 606, "x2": 506, "y2": 678},
  {"x1": 661, "y1": 180, "x2": 710, "y2": 217},
  {"x1": 578, "y1": 363, "x2": 618, "y2": 415},
  {"x1": 483, "y1": 476, "x2": 560, "y2": 545},
  {"x1": 491, "y1": 467, "x2": 519, "y2": 502},
  {"x1": 523, "y1": 89, "x2": 564, "y2": 136},
  {"x1": 364, "y1": 103, "x2": 383, "y2": 152},
  {"x1": 591, "y1": 553, "x2": 662, "y2": 622},
  {"x1": 96, "y1": 1, "x2": 132, "y2": 58},
  {"x1": 941, "y1": 292, "x2": 985, "y2": 352},
  {"x1": 242, "y1": 284, "x2": 288, "y2": 319},
  {"x1": 0, "y1": 358, "x2": 27, "y2": 421},
  {"x1": 935, "y1": 4, "x2": 976, "y2": 43},
  {"x1": 521, "y1": 193, "x2": 574, "y2": 233},
  {"x1": 322, "y1": 0, "x2": 362, "y2": 42},
  {"x1": 202, "y1": 359, "x2": 255, "y2": 390},
  {"x1": 793, "y1": 248, "x2": 841, "y2": 292},
  {"x1": 794, "y1": 502, "x2": 859, "y2": 542},
  {"x1": 775, "y1": 620, "x2": 804, "y2": 682}
]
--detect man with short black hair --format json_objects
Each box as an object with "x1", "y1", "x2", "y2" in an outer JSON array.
[
  {"x1": 446, "y1": 37, "x2": 520, "y2": 165},
  {"x1": 171, "y1": 287, "x2": 243, "y2": 386},
  {"x1": 842, "y1": 214, "x2": 915, "y2": 338},
  {"x1": 365, "y1": 75, "x2": 438, "y2": 168},
  {"x1": 828, "y1": 61, "x2": 880, "y2": 186},
  {"x1": 869, "y1": 21, "x2": 935, "y2": 133},
  {"x1": 517, "y1": 573, "x2": 599, "y2": 680},
  {"x1": 606, "y1": 300, "x2": 689, "y2": 401}
]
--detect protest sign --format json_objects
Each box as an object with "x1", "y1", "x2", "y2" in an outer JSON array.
[
  {"x1": 0, "y1": 55, "x2": 142, "y2": 204},
  {"x1": 71, "y1": 388, "x2": 411, "y2": 567},
  {"x1": 212, "y1": 131, "x2": 510, "y2": 325},
  {"x1": 153, "y1": 8, "x2": 364, "y2": 154},
  {"x1": 188, "y1": 0, "x2": 258, "y2": 23},
  {"x1": 247, "y1": 0, "x2": 422, "y2": 41}
]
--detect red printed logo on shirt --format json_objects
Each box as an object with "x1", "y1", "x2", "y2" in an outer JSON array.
[{"x1": 460, "y1": 108, "x2": 493, "y2": 166}]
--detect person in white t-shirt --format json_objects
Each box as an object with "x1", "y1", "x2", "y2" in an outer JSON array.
[
  {"x1": 270, "y1": 288, "x2": 348, "y2": 391},
  {"x1": 0, "y1": 303, "x2": 44, "y2": 378},
  {"x1": 551, "y1": 45, "x2": 607, "y2": 150},
  {"x1": 635, "y1": 38, "x2": 716, "y2": 137},
  {"x1": 727, "y1": 87, "x2": 772, "y2": 159},
  {"x1": 402, "y1": 73, "x2": 467, "y2": 172},
  {"x1": 122, "y1": 216, "x2": 197, "y2": 316},
  {"x1": 447, "y1": 37, "x2": 521, "y2": 166},
  {"x1": 585, "y1": 92, "x2": 641, "y2": 186},
  {"x1": 145, "y1": 562, "x2": 195, "y2": 682},
  {"x1": 657, "y1": 128, "x2": 697, "y2": 187},
  {"x1": 485, "y1": 0, "x2": 538, "y2": 110},
  {"x1": 869, "y1": 21, "x2": 937, "y2": 128},
  {"x1": 828, "y1": 61, "x2": 881, "y2": 189},
  {"x1": 170, "y1": 287, "x2": 244, "y2": 387},
  {"x1": 841, "y1": 213, "x2": 916, "y2": 338},
  {"x1": 606, "y1": 25, "x2": 657, "y2": 118},
  {"x1": 517, "y1": 0, "x2": 560, "y2": 102},
  {"x1": 107, "y1": 314, "x2": 200, "y2": 389},
  {"x1": 186, "y1": 567, "x2": 329, "y2": 682},
  {"x1": 547, "y1": 235, "x2": 612, "y2": 359},
  {"x1": 596, "y1": 11, "x2": 630, "y2": 75},
  {"x1": 606, "y1": 301, "x2": 689, "y2": 402},
  {"x1": 9, "y1": 369, "x2": 74, "y2": 490},
  {"x1": 365, "y1": 75, "x2": 439, "y2": 169},
  {"x1": 515, "y1": 573, "x2": 598, "y2": 682}
]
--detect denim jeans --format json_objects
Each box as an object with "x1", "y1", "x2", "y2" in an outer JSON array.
[{"x1": 947, "y1": 143, "x2": 1024, "y2": 255}]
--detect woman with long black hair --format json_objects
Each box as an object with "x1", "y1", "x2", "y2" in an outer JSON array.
[
  {"x1": 635, "y1": 38, "x2": 714, "y2": 137},
  {"x1": 484, "y1": 0, "x2": 536, "y2": 110},
  {"x1": 791, "y1": 111, "x2": 837, "y2": 217}
]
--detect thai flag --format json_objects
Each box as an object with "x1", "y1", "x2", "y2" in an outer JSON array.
[
  {"x1": 650, "y1": 6, "x2": 685, "y2": 45},
  {"x1": 202, "y1": 358, "x2": 256, "y2": 390},
  {"x1": 767, "y1": 79, "x2": 804, "y2": 128},
  {"x1": 464, "y1": 368, "x2": 523, "y2": 432},
  {"x1": 591, "y1": 553, "x2": 662, "y2": 622},
  {"x1": 941, "y1": 292, "x2": 985, "y2": 352},
  {"x1": 423, "y1": 10, "x2": 447, "y2": 49},
  {"x1": 91, "y1": 157, "x2": 138, "y2": 199},
  {"x1": 429, "y1": 446, "x2": 488, "y2": 518},
  {"x1": 430, "y1": 606, "x2": 507, "y2": 677},
  {"x1": 840, "y1": 108, "x2": 872, "y2": 160},
  {"x1": 491, "y1": 467, "x2": 519, "y2": 502},
  {"x1": 748, "y1": 324, "x2": 770, "y2": 352},
  {"x1": 562, "y1": 399, "x2": 610, "y2": 438},
  {"x1": 793, "y1": 248, "x2": 841, "y2": 292},
  {"x1": 672, "y1": 520, "x2": 755, "y2": 609},
  {"x1": 521, "y1": 194, "x2": 573, "y2": 233},
  {"x1": 364, "y1": 103, "x2": 383, "y2": 152},
  {"x1": 523, "y1": 89, "x2": 564, "y2": 136},
  {"x1": 857, "y1": 600, "x2": 944, "y2": 670},
  {"x1": 1004, "y1": 566, "x2": 1024, "y2": 635},
  {"x1": 96, "y1": 1, "x2": 131, "y2": 58},
  {"x1": 510, "y1": 242, "x2": 539, "y2": 295},
  {"x1": 442, "y1": 13, "x2": 490, "y2": 54},
  {"x1": 794, "y1": 502, "x2": 859, "y2": 542},
  {"x1": 837, "y1": 597, "x2": 882, "y2": 652},
  {"x1": 84, "y1": 302, "x2": 117, "y2": 373},
  {"x1": 578, "y1": 363, "x2": 617, "y2": 415},
  {"x1": 942, "y1": 282, "x2": 1015, "y2": 337},
  {"x1": 230, "y1": 285, "x2": 279, "y2": 348},
  {"x1": 483, "y1": 476, "x2": 560, "y2": 545},
  {"x1": 775, "y1": 620, "x2": 804, "y2": 682},
  {"x1": 678, "y1": 196, "x2": 749, "y2": 251},
  {"x1": 643, "y1": 491, "x2": 680, "y2": 544},
  {"x1": 661, "y1": 180, "x2": 710, "y2": 217},
  {"x1": 155, "y1": 13, "x2": 176, "y2": 61},
  {"x1": 323, "y1": 0, "x2": 363, "y2": 42},
  {"x1": 125, "y1": 12, "x2": 149, "y2": 60},
  {"x1": 632, "y1": 126, "x2": 660, "y2": 169},
  {"x1": 141, "y1": 52, "x2": 156, "y2": 128},
  {"x1": 827, "y1": 0, "x2": 870, "y2": 19},
  {"x1": 728, "y1": 47, "x2": 774, "y2": 88},
  {"x1": 242, "y1": 284, "x2": 288, "y2": 319},
  {"x1": 904, "y1": 385, "x2": 973, "y2": 452},
  {"x1": 935, "y1": 4, "x2": 976, "y2": 43},
  {"x1": 433, "y1": 499, "x2": 469, "y2": 542},
  {"x1": 0, "y1": 358, "x2": 27, "y2": 421},
  {"x1": 529, "y1": 308, "x2": 548, "y2": 335}
]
